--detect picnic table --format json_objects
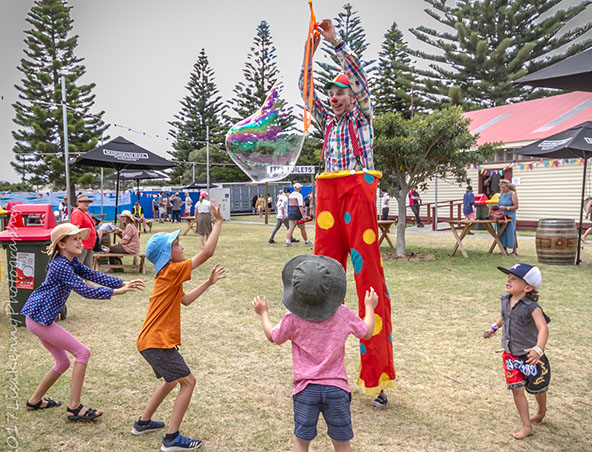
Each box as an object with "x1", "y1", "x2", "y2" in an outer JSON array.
[
  {"x1": 182, "y1": 216, "x2": 196, "y2": 236},
  {"x1": 448, "y1": 219, "x2": 512, "y2": 258},
  {"x1": 377, "y1": 220, "x2": 397, "y2": 249}
]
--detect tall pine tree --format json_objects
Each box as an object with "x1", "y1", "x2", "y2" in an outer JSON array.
[
  {"x1": 228, "y1": 20, "x2": 294, "y2": 130},
  {"x1": 12, "y1": 0, "x2": 107, "y2": 189},
  {"x1": 372, "y1": 21, "x2": 422, "y2": 118},
  {"x1": 168, "y1": 48, "x2": 234, "y2": 183},
  {"x1": 410, "y1": 0, "x2": 592, "y2": 109}
]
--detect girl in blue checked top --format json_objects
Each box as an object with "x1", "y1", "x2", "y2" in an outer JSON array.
[{"x1": 21, "y1": 223, "x2": 145, "y2": 421}]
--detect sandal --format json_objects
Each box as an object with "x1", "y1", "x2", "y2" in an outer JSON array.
[
  {"x1": 26, "y1": 397, "x2": 61, "y2": 410},
  {"x1": 66, "y1": 404, "x2": 102, "y2": 421}
]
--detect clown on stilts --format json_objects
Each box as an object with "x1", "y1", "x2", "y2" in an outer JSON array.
[{"x1": 299, "y1": 15, "x2": 396, "y2": 406}]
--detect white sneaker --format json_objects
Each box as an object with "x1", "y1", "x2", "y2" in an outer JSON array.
[
  {"x1": 304, "y1": 241, "x2": 313, "y2": 245},
  {"x1": 285, "y1": 242, "x2": 292, "y2": 247}
]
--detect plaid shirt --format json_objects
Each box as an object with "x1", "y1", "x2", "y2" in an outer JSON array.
[{"x1": 299, "y1": 42, "x2": 374, "y2": 172}]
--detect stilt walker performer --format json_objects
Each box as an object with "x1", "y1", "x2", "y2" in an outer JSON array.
[{"x1": 299, "y1": 17, "x2": 395, "y2": 407}]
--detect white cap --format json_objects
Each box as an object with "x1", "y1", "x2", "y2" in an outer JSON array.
[{"x1": 294, "y1": 183, "x2": 303, "y2": 189}]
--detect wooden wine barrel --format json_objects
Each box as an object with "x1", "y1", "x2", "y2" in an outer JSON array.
[{"x1": 535, "y1": 219, "x2": 578, "y2": 265}]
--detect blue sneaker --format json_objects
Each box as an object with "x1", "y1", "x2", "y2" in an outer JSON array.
[
  {"x1": 161, "y1": 433, "x2": 202, "y2": 451},
  {"x1": 131, "y1": 418, "x2": 165, "y2": 435}
]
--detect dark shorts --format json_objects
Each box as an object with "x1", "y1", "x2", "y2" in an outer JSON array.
[
  {"x1": 140, "y1": 347, "x2": 191, "y2": 383},
  {"x1": 502, "y1": 351, "x2": 551, "y2": 394},
  {"x1": 292, "y1": 384, "x2": 353, "y2": 442}
]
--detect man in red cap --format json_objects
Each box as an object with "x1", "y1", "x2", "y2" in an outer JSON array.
[{"x1": 299, "y1": 18, "x2": 395, "y2": 407}]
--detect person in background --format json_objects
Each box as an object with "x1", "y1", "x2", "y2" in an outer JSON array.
[
  {"x1": 581, "y1": 197, "x2": 592, "y2": 243},
  {"x1": 381, "y1": 189, "x2": 390, "y2": 221},
  {"x1": 409, "y1": 186, "x2": 424, "y2": 227},
  {"x1": 171, "y1": 193, "x2": 184, "y2": 223},
  {"x1": 256, "y1": 194, "x2": 266, "y2": 218},
  {"x1": 152, "y1": 195, "x2": 159, "y2": 222},
  {"x1": 164, "y1": 193, "x2": 172, "y2": 222},
  {"x1": 70, "y1": 194, "x2": 97, "y2": 268},
  {"x1": 269, "y1": 190, "x2": 289, "y2": 244},
  {"x1": 184, "y1": 192, "x2": 193, "y2": 217},
  {"x1": 463, "y1": 185, "x2": 476, "y2": 235},
  {"x1": 109, "y1": 210, "x2": 140, "y2": 256},
  {"x1": 132, "y1": 201, "x2": 147, "y2": 233},
  {"x1": 158, "y1": 191, "x2": 166, "y2": 223},
  {"x1": 251, "y1": 194, "x2": 259, "y2": 215},
  {"x1": 497, "y1": 179, "x2": 519, "y2": 256},
  {"x1": 59, "y1": 195, "x2": 69, "y2": 222},
  {"x1": 285, "y1": 183, "x2": 312, "y2": 247},
  {"x1": 195, "y1": 191, "x2": 213, "y2": 248}
]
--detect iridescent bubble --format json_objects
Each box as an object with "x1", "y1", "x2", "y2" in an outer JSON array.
[{"x1": 225, "y1": 81, "x2": 305, "y2": 183}]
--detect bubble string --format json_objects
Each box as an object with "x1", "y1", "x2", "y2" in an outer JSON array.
[{"x1": 302, "y1": 0, "x2": 319, "y2": 134}]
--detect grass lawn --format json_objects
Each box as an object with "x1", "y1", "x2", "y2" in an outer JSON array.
[{"x1": 1, "y1": 219, "x2": 591, "y2": 451}]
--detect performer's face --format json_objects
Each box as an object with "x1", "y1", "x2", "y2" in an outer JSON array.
[{"x1": 328, "y1": 86, "x2": 354, "y2": 119}]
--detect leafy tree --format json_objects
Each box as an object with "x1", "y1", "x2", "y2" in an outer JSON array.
[
  {"x1": 12, "y1": 0, "x2": 107, "y2": 190},
  {"x1": 410, "y1": 0, "x2": 592, "y2": 109},
  {"x1": 372, "y1": 21, "x2": 422, "y2": 118},
  {"x1": 168, "y1": 48, "x2": 228, "y2": 183},
  {"x1": 373, "y1": 107, "x2": 499, "y2": 256},
  {"x1": 228, "y1": 20, "x2": 294, "y2": 129},
  {"x1": 0, "y1": 180, "x2": 34, "y2": 192}
]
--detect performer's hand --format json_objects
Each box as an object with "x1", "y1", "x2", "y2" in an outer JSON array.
[
  {"x1": 317, "y1": 19, "x2": 337, "y2": 43},
  {"x1": 252, "y1": 296, "x2": 269, "y2": 316},
  {"x1": 364, "y1": 287, "x2": 378, "y2": 312}
]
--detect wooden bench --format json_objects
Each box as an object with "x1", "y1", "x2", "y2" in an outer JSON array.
[{"x1": 92, "y1": 252, "x2": 146, "y2": 275}]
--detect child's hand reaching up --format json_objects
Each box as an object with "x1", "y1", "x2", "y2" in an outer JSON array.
[
  {"x1": 364, "y1": 287, "x2": 378, "y2": 311},
  {"x1": 252, "y1": 296, "x2": 269, "y2": 316},
  {"x1": 252, "y1": 296, "x2": 273, "y2": 342},
  {"x1": 211, "y1": 203, "x2": 223, "y2": 222},
  {"x1": 208, "y1": 264, "x2": 227, "y2": 286}
]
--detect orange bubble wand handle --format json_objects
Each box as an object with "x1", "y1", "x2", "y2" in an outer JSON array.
[{"x1": 303, "y1": 0, "x2": 318, "y2": 133}]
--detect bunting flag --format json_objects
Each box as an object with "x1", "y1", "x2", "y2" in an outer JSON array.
[{"x1": 468, "y1": 158, "x2": 589, "y2": 173}]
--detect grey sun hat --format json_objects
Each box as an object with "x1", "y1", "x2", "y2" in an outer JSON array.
[{"x1": 281, "y1": 254, "x2": 346, "y2": 322}]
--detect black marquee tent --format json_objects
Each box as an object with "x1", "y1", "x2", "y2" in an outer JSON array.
[{"x1": 73, "y1": 136, "x2": 174, "y2": 215}]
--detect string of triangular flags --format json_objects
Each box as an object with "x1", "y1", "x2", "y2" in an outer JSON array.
[{"x1": 469, "y1": 158, "x2": 591, "y2": 175}]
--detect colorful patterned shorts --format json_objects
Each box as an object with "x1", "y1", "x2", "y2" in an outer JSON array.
[{"x1": 502, "y1": 351, "x2": 551, "y2": 394}]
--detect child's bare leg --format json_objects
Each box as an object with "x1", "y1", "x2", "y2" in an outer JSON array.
[
  {"x1": 167, "y1": 373, "x2": 196, "y2": 434},
  {"x1": 28, "y1": 369, "x2": 61, "y2": 407},
  {"x1": 530, "y1": 392, "x2": 547, "y2": 424},
  {"x1": 67, "y1": 362, "x2": 101, "y2": 416},
  {"x1": 140, "y1": 380, "x2": 178, "y2": 421},
  {"x1": 331, "y1": 439, "x2": 352, "y2": 452},
  {"x1": 293, "y1": 437, "x2": 310, "y2": 452},
  {"x1": 511, "y1": 386, "x2": 533, "y2": 439},
  {"x1": 300, "y1": 226, "x2": 308, "y2": 242}
]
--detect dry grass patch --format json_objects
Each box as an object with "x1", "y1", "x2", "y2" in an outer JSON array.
[{"x1": 1, "y1": 220, "x2": 591, "y2": 451}]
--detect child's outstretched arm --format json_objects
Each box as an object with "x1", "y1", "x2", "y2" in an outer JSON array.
[
  {"x1": 181, "y1": 264, "x2": 226, "y2": 306},
  {"x1": 524, "y1": 307, "x2": 548, "y2": 364},
  {"x1": 483, "y1": 317, "x2": 502, "y2": 339},
  {"x1": 112, "y1": 279, "x2": 145, "y2": 296},
  {"x1": 362, "y1": 287, "x2": 378, "y2": 340},
  {"x1": 192, "y1": 204, "x2": 224, "y2": 270},
  {"x1": 252, "y1": 296, "x2": 274, "y2": 343}
]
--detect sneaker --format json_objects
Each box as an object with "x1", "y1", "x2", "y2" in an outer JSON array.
[
  {"x1": 131, "y1": 418, "x2": 165, "y2": 435},
  {"x1": 161, "y1": 433, "x2": 202, "y2": 451},
  {"x1": 285, "y1": 242, "x2": 292, "y2": 247},
  {"x1": 304, "y1": 240, "x2": 313, "y2": 245},
  {"x1": 417, "y1": 224, "x2": 425, "y2": 228},
  {"x1": 268, "y1": 239, "x2": 275, "y2": 244},
  {"x1": 371, "y1": 392, "x2": 388, "y2": 408},
  {"x1": 291, "y1": 238, "x2": 300, "y2": 243}
]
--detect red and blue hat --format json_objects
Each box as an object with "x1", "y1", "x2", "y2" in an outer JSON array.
[{"x1": 324, "y1": 73, "x2": 350, "y2": 91}]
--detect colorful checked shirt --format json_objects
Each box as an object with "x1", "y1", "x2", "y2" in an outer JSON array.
[
  {"x1": 299, "y1": 42, "x2": 374, "y2": 172},
  {"x1": 21, "y1": 255, "x2": 123, "y2": 325}
]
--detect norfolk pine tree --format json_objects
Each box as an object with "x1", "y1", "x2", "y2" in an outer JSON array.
[
  {"x1": 410, "y1": 0, "x2": 592, "y2": 109},
  {"x1": 168, "y1": 48, "x2": 241, "y2": 183},
  {"x1": 373, "y1": 108, "x2": 499, "y2": 256},
  {"x1": 12, "y1": 0, "x2": 107, "y2": 189}
]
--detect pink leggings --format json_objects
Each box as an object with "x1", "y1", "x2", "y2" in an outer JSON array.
[{"x1": 26, "y1": 317, "x2": 91, "y2": 374}]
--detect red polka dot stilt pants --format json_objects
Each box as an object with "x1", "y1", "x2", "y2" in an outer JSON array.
[{"x1": 314, "y1": 170, "x2": 395, "y2": 395}]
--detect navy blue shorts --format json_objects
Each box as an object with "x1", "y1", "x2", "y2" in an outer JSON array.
[
  {"x1": 292, "y1": 384, "x2": 353, "y2": 442},
  {"x1": 140, "y1": 347, "x2": 191, "y2": 382}
]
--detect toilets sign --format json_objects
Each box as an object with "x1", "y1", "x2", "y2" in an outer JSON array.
[{"x1": 267, "y1": 165, "x2": 316, "y2": 175}]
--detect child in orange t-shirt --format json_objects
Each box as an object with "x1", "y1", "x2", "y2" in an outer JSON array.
[{"x1": 133, "y1": 205, "x2": 225, "y2": 451}]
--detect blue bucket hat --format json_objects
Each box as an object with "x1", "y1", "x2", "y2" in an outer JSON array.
[{"x1": 146, "y1": 230, "x2": 181, "y2": 275}]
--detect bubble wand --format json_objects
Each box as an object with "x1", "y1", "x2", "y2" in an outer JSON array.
[{"x1": 302, "y1": 0, "x2": 319, "y2": 134}]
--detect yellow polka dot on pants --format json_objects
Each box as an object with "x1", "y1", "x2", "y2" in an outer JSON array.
[
  {"x1": 317, "y1": 210, "x2": 335, "y2": 230},
  {"x1": 363, "y1": 228, "x2": 376, "y2": 244},
  {"x1": 373, "y1": 314, "x2": 383, "y2": 336}
]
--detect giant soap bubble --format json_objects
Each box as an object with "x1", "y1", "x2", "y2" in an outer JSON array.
[{"x1": 225, "y1": 81, "x2": 305, "y2": 183}]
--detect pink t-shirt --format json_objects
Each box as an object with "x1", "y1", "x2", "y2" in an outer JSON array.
[{"x1": 271, "y1": 304, "x2": 368, "y2": 395}]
